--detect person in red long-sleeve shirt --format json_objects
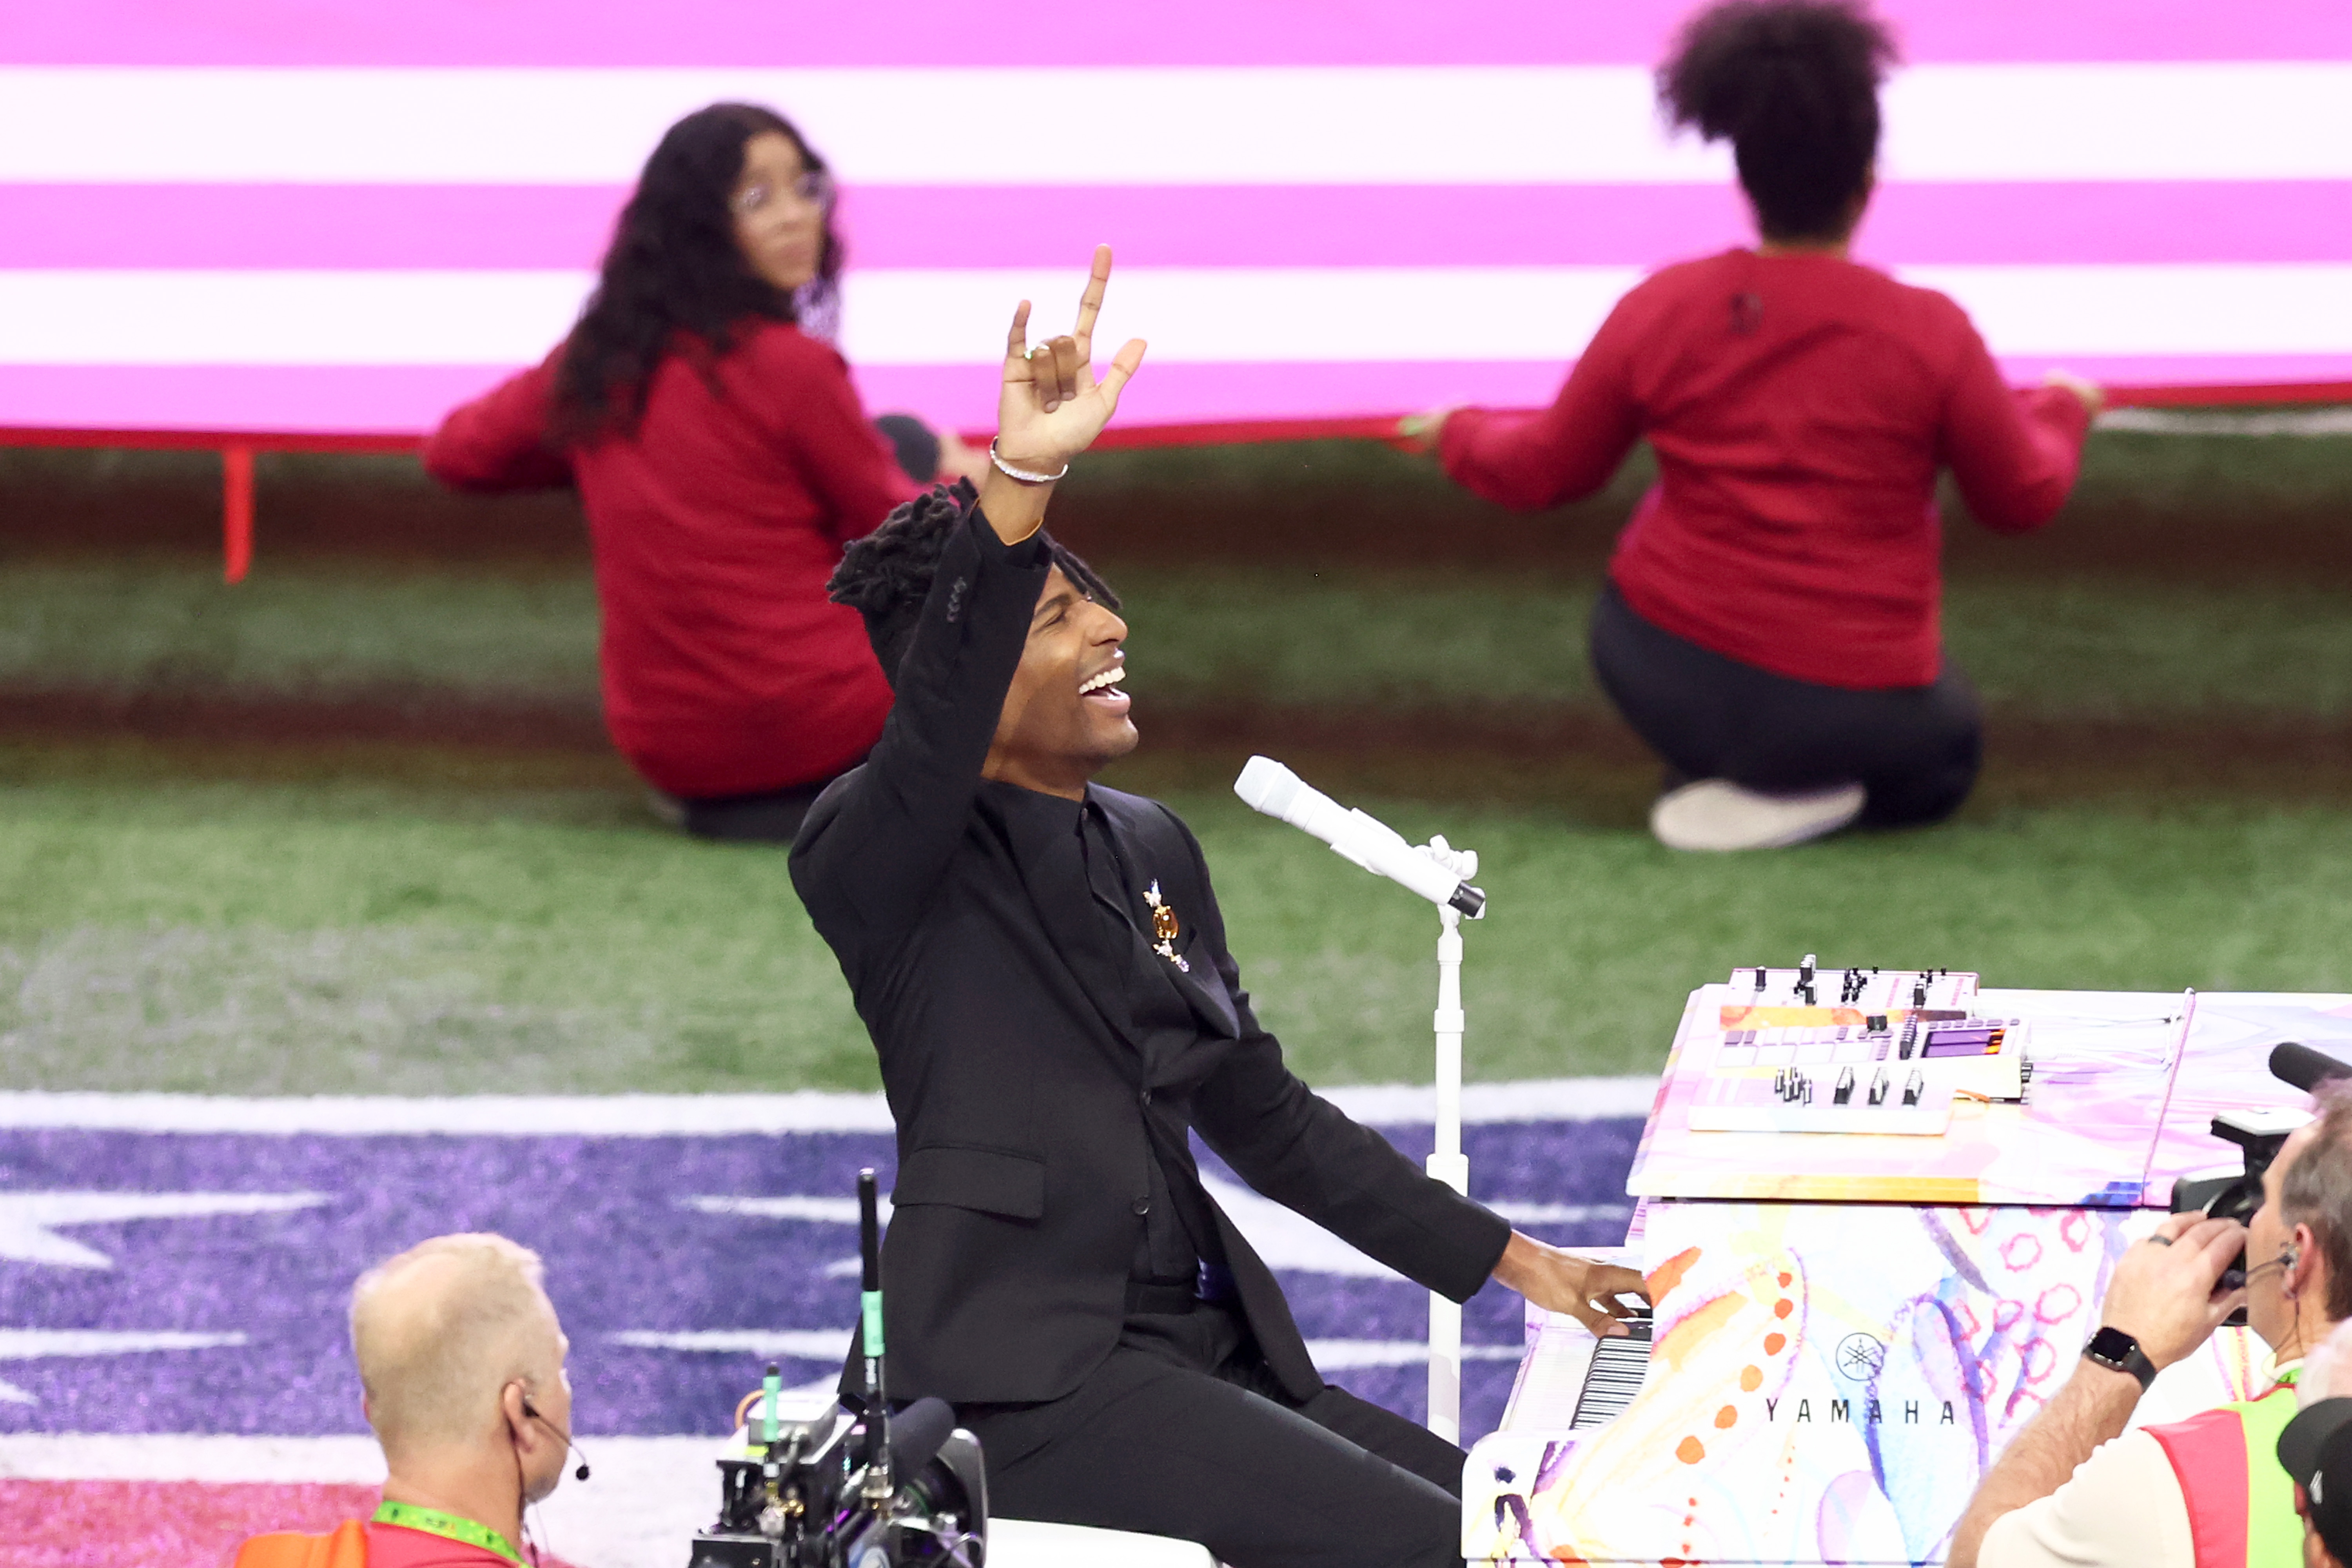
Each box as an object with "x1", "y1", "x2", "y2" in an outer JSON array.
[
  {"x1": 426, "y1": 103, "x2": 982, "y2": 842},
  {"x1": 1416, "y1": 0, "x2": 2102, "y2": 851}
]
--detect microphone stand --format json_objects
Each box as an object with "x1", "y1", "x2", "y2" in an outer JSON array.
[{"x1": 1419, "y1": 836, "x2": 1479, "y2": 1443}]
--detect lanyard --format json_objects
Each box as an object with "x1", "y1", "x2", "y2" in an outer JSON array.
[{"x1": 372, "y1": 1501, "x2": 524, "y2": 1563}]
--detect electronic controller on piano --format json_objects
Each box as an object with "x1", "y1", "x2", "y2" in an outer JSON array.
[{"x1": 1688, "y1": 961, "x2": 2027, "y2": 1135}]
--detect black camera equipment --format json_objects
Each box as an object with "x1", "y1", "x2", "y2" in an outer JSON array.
[
  {"x1": 688, "y1": 1170, "x2": 987, "y2": 1568},
  {"x1": 2170, "y1": 1043, "x2": 2347, "y2": 1295}
]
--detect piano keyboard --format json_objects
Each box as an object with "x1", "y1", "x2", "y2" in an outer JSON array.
[{"x1": 1568, "y1": 1316, "x2": 1654, "y2": 1430}]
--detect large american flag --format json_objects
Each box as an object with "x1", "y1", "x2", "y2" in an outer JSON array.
[{"x1": 0, "y1": 0, "x2": 2348, "y2": 440}]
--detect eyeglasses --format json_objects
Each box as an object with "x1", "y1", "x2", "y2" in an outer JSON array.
[{"x1": 732, "y1": 170, "x2": 835, "y2": 218}]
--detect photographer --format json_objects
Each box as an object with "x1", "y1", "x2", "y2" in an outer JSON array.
[
  {"x1": 235, "y1": 1234, "x2": 579, "y2": 1567},
  {"x1": 1951, "y1": 1094, "x2": 2352, "y2": 1568}
]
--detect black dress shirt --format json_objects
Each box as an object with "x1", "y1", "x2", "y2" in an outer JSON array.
[{"x1": 991, "y1": 786, "x2": 1229, "y2": 1293}]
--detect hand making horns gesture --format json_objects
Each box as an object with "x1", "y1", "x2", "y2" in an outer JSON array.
[{"x1": 995, "y1": 245, "x2": 1148, "y2": 474}]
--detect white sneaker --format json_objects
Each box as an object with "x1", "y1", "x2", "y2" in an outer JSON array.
[{"x1": 1650, "y1": 779, "x2": 1867, "y2": 851}]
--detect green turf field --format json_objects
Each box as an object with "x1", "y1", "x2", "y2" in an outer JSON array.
[
  {"x1": 2, "y1": 423, "x2": 2347, "y2": 1094},
  {"x1": 7, "y1": 558, "x2": 2350, "y2": 725},
  {"x1": 4, "y1": 742, "x2": 2350, "y2": 1093}
]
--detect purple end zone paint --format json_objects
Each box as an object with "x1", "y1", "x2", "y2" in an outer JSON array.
[{"x1": 0, "y1": 1117, "x2": 1641, "y2": 1443}]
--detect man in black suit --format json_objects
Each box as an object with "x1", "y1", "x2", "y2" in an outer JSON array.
[{"x1": 790, "y1": 249, "x2": 1646, "y2": 1568}]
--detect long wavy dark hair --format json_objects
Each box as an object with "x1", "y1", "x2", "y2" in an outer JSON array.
[
  {"x1": 551, "y1": 102, "x2": 844, "y2": 443},
  {"x1": 1659, "y1": 0, "x2": 1898, "y2": 243}
]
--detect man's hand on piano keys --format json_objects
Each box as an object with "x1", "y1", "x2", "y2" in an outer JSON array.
[{"x1": 1492, "y1": 1231, "x2": 1651, "y2": 1338}]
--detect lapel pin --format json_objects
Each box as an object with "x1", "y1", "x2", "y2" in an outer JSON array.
[{"x1": 1143, "y1": 881, "x2": 1190, "y2": 972}]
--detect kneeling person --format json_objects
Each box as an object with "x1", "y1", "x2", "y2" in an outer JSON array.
[
  {"x1": 790, "y1": 249, "x2": 1646, "y2": 1568},
  {"x1": 236, "y1": 1234, "x2": 578, "y2": 1566}
]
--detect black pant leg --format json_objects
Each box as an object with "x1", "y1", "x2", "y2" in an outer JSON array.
[
  {"x1": 1843, "y1": 660, "x2": 1982, "y2": 828},
  {"x1": 1292, "y1": 1383, "x2": 1467, "y2": 1497},
  {"x1": 679, "y1": 779, "x2": 834, "y2": 844},
  {"x1": 873, "y1": 412, "x2": 941, "y2": 486},
  {"x1": 964, "y1": 1347, "x2": 1461, "y2": 1568},
  {"x1": 1588, "y1": 582, "x2": 1739, "y2": 784},
  {"x1": 1588, "y1": 583, "x2": 1982, "y2": 828}
]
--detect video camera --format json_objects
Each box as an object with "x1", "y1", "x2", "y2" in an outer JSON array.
[
  {"x1": 2170, "y1": 1042, "x2": 2344, "y2": 1292},
  {"x1": 688, "y1": 1171, "x2": 987, "y2": 1568}
]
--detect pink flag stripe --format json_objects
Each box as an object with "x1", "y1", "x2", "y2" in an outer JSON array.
[
  {"x1": 7, "y1": 0, "x2": 2348, "y2": 67},
  {"x1": 4, "y1": 182, "x2": 2349, "y2": 272},
  {"x1": 3, "y1": 359, "x2": 2348, "y2": 442}
]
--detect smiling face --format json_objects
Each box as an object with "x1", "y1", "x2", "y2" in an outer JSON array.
[
  {"x1": 730, "y1": 130, "x2": 830, "y2": 294},
  {"x1": 982, "y1": 566, "x2": 1136, "y2": 798}
]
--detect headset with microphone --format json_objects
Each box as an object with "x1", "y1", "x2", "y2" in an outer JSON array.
[
  {"x1": 2227, "y1": 1241, "x2": 2301, "y2": 1292},
  {"x1": 520, "y1": 1396, "x2": 592, "y2": 1483}
]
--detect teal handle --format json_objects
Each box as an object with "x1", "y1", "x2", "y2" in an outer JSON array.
[{"x1": 861, "y1": 1290, "x2": 885, "y2": 1357}]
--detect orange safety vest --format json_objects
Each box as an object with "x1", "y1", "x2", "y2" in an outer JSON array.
[
  {"x1": 2143, "y1": 1381, "x2": 2303, "y2": 1568},
  {"x1": 232, "y1": 1518, "x2": 369, "y2": 1568}
]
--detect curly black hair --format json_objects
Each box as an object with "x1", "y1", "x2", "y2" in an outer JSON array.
[
  {"x1": 829, "y1": 481, "x2": 1120, "y2": 689},
  {"x1": 551, "y1": 103, "x2": 844, "y2": 443},
  {"x1": 1659, "y1": 0, "x2": 1899, "y2": 243}
]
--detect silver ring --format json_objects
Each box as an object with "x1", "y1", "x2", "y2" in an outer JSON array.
[{"x1": 2148, "y1": 1234, "x2": 2174, "y2": 1247}]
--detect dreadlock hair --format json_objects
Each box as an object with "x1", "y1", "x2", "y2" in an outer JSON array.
[
  {"x1": 1659, "y1": 0, "x2": 1899, "y2": 244},
  {"x1": 829, "y1": 480, "x2": 1120, "y2": 689}
]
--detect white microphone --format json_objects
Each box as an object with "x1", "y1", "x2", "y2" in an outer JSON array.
[{"x1": 1234, "y1": 757, "x2": 1485, "y2": 917}]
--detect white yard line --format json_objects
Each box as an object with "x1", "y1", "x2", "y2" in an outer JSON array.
[
  {"x1": 2100, "y1": 407, "x2": 2352, "y2": 436},
  {"x1": 0, "y1": 1078, "x2": 1661, "y2": 1135}
]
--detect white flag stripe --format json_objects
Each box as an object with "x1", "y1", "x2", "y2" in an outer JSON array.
[
  {"x1": 0, "y1": 65, "x2": 2347, "y2": 186},
  {"x1": 2, "y1": 265, "x2": 2346, "y2": 368}
]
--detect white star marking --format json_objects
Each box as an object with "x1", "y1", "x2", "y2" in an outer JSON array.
[
  {"x1": 0, "y1": 1191, "x2": 325, "y2": 1406},
  {"x1": 683, "y1": 1195, "x2": 890, "y2": 1225},
  {"x1": 0, "y1": 1191, "x2": 328, "y2": 1269},
  {"x1": 0, "y1": 1329, "x2": 247, "y2": 1403},
  {"x1": 609, "y1": 1329, "x2": 851, "y2": 1359}
]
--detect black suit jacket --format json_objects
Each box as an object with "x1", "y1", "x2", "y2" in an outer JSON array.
[{"x1": 789, "y1": 498, "x2": 1511, "y2": 1405}]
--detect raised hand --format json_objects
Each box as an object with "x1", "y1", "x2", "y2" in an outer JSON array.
[{"x1": 995, "y1": 245, "x2": 1148, "y2": 473}]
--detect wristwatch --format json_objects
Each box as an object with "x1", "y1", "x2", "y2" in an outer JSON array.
[{"x1": 2083, "y1": 1327, "x2": 2159, "y2": 1391}]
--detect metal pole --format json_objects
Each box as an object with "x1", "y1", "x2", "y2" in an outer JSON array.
[{"x1": 1426, "y1": 902, "x2": 1468, "y2": 1441}]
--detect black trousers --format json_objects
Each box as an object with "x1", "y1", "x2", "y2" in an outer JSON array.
[
  {"x1": 676, "y1": 780, "x2": 834, "y2": 844},
  {"x1": 1588, "y1": 583, "x2": 1982, "y2": 829},
  {"x1": 959, "y1": 1304, "x2": 1465, "y2": 1568}
]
